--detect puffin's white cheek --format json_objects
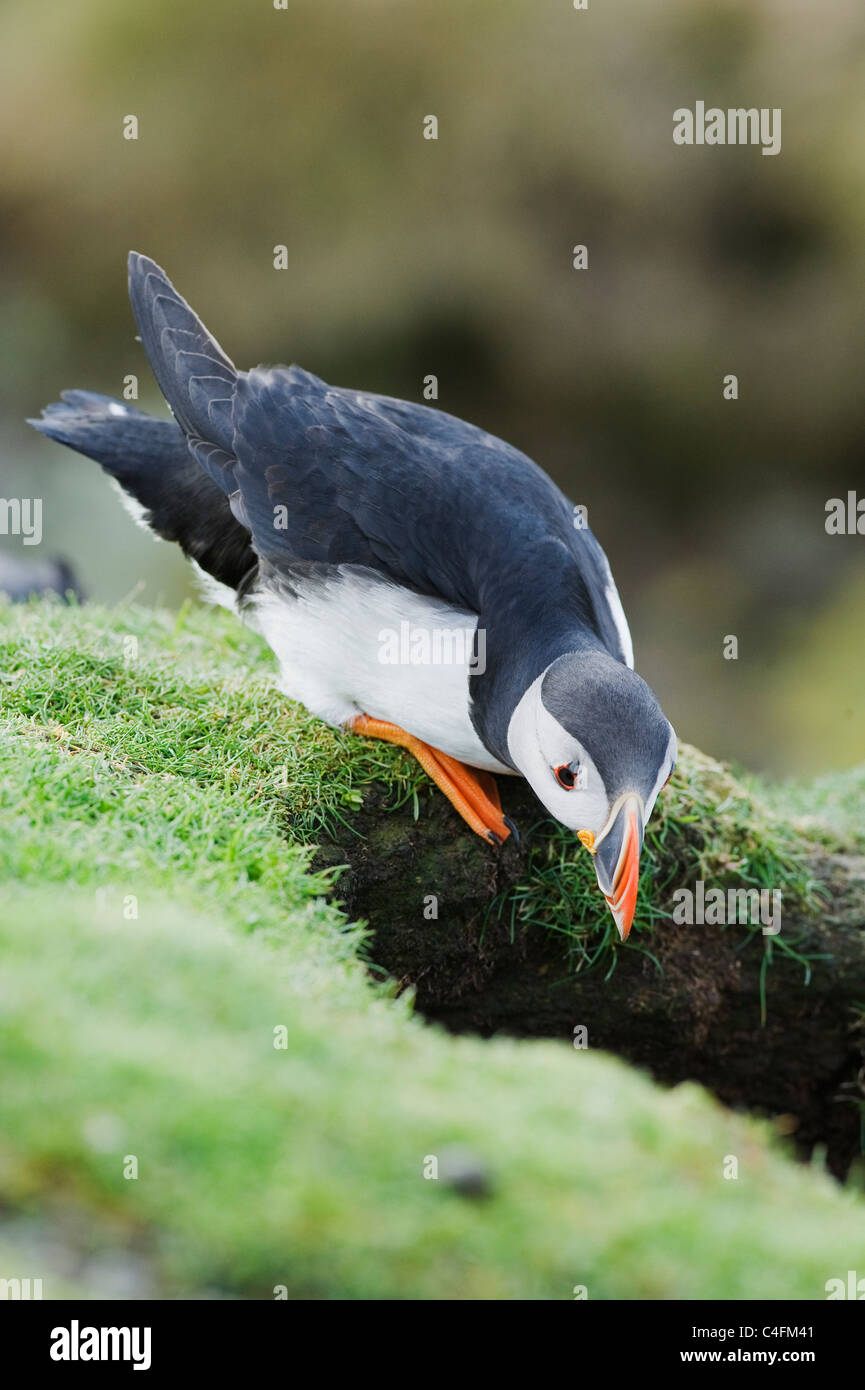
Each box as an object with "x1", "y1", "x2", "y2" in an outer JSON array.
[
  {"x1": 561, "y1": 799, "x2": 605, "y2": 835},
  {"x1": 529, "y1": 782, "x2": 604, "y2": 834}
]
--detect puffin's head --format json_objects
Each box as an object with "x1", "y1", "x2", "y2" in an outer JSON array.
[{"x1": 506, "y1": 650, "x2": 676, "y2": 940}]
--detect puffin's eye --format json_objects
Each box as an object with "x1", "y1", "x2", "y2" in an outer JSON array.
[{"x1": 555, "y1": 762, "x2": 579, "y2": 791}]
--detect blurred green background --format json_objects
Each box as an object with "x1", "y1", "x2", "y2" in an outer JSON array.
[{"x1": 1, "y1": 0, "x2": 863, "y2": 774}]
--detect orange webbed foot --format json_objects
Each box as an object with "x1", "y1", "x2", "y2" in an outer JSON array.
[{"x1": 349, "y1": 714, "x2": 512, "y2": 845}]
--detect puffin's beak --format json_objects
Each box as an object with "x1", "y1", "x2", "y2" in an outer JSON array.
[{"x1": 591, "y1": 794, "x2": 644, "y2": 941}]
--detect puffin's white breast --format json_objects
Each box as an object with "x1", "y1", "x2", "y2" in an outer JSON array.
[{"x1": 250, "y1": 565, "x2": 511, "y2": 773}]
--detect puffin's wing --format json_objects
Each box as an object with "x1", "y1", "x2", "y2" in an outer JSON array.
[
  {"x1": 231, "y1": 370, "x2": 636, "y2": 669},
  {"x1": 127, "y1": 253, "x2": 478, "y2": 604},
  {"x1": 226, "y1": 368, "x2": 491, "y2": 599},
  {"x1": 128, "y1": 252, "x2": 240, "y2": 494}
]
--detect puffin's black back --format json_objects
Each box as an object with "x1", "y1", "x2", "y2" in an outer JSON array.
[{"x1": 122, "y1": 254, "x2": 630, "y2": 664}]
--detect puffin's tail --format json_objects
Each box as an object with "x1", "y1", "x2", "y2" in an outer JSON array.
[{"x1": 28, "y1": 391, "x2": 255, "y2": 591}]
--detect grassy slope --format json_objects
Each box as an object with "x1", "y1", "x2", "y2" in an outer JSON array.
[
  {"x1": 1, "y1": 597, "x2": 864, "y2": 1300},
  {"x1": 754, "y1": 766, "x2": 865, "y2": 854}
]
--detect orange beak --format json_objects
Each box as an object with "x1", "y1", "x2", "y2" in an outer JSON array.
[{"x1": 590, "y1": 794, "x2": 644, "y2": 941}]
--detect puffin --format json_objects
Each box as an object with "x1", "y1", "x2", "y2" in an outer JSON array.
[{"x1": 30, "y1": 253, "x2": 677, "y2": 940}]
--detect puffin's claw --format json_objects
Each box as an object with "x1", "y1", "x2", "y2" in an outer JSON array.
[{"x1": 502, "y1": 815, "x2": 521, "y2": 847}]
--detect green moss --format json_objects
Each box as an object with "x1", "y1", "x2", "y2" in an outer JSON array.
[{"x1": 1, "y1": 597, "x2": 864, "y2": 1299}]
